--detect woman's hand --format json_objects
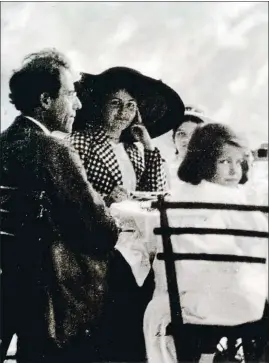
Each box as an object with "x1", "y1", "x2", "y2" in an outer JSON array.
[
  {"x1": 108, "y1": 185, "x2": 129, "y2": 205},
  {"x1": 131, "y1": 109, "x2": 154, "y2": 151}
]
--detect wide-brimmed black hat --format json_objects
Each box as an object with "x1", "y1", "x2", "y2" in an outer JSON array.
[{"x1": 73, "y1": 66, "x2": 185, "y2": 139}]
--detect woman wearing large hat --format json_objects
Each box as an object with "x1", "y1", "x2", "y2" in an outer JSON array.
[{"x1": 71, "y1": 66, "x2": 185, "y2": 205}]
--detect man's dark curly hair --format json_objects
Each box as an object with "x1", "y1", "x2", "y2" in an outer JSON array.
[
  {"x1": 178, "y1": 123, "x2": 248, "y2": 185},
  {"x1": 9, "y1": 48, "x2": 71, "y2": 114}
]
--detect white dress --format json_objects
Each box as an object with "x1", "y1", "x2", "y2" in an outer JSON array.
[
  {"x1": 167, "y1": 156, "x2": 183, "y2": 191},
  {"x1": 109, "y1": 141, "x2": 137, "y2": 191},
  {"x1": 113, "y1": 180, "x2": 268, "y2": 363},
  {"x1": 242, "y1": 161, "x2": 268, "y2": 206}
]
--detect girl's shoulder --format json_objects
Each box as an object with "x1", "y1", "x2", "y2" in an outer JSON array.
[{"x1": 171, "y1": 180, "x2": 246, "y2": 204}]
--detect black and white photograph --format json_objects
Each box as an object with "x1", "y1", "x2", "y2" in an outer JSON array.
[{"x1": 1, "y1": 2, "x2": 268, "y2": 363}]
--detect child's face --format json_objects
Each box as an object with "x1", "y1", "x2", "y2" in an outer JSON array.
[{"x1": 210, "y1": 143, "x2": 244, "y2": 187}]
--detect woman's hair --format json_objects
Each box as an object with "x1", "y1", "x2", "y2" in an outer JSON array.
[
  {"x1": 177, "y1": 123, "x2": 248, "y2": 185},
  {"x1": 240, "y1": 159, "x2": 249, "y2": 185}
]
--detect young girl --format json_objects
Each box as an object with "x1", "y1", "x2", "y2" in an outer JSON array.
[{"x1": 112, "y1": 123, "x2": 268, "y2": 363}]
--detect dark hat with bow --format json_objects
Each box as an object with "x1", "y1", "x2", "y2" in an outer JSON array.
[{"x1": 72, "y1": 66, "x2": 185, "y2": 139}]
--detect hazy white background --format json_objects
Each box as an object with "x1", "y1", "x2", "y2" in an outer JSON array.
[{"x1": 1, "y1": 1, "x2": 268, "y2": 156}]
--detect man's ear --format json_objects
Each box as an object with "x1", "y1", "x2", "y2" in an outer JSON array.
[{"x1": 40, "y1": 92, "x2": 52, "y2": 109}]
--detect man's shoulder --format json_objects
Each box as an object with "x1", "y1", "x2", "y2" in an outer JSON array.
[
  {"x1": 1, "y1": 115, "x2": 47, "y2": 142},
  {"x1": 1, "y1": 116, "x2": 71, "y2": 158}
]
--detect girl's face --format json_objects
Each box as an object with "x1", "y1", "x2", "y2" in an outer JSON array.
[
  {"x1": 174, "y1": 121, "x2": 199, "y2": 158},
  {"x1": 210, "y1": 143, "x2": 244, "y2": 187},
  {"x1": 102, "y1": 89, "x2": 137, "y2": 133}
]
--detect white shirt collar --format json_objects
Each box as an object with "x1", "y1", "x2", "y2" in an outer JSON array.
[
  {"x1": 24, "y1": 116, "x2": 51, "y2": 135},
  {"x1": 24, "y1": 115, "x2": 70, "y2": 141}
]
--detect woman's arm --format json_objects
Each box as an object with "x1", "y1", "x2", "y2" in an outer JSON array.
[
  {"x1": 130, "y1": 118, "x2": 168, "y2": 192},
  {"x1": 139, "y1": 147, "x2": 168, "y2": 192}
]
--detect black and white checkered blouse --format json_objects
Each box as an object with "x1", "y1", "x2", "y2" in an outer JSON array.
[{"x1": 71, "y1": 126, "x2": 168, "y2": 197}]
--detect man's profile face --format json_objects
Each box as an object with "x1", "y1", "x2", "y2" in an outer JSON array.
[{"x1": 49, "y1": 68, "x2": 81, "y2": 133}]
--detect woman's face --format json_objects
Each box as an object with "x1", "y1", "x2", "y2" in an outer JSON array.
[
  {"x1": 102, "y1": 89, "x2": 137, "y2": 132},
  {"x1": 210, "y1": 143, "x2": 244, "y2": 187},
  {"x1": 174, "y1": 121, "x2": 199, "y2": 158}
]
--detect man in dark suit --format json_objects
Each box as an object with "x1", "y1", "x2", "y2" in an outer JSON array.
[{"x1": 0, "y1": 49, "x2": 119, "y2": 363}]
